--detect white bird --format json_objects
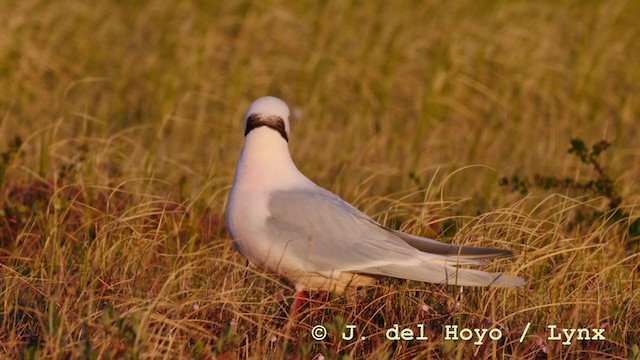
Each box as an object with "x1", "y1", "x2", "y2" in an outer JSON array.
[{"x1": 226, "y1": 96, "x2": 525, "y2": 297}]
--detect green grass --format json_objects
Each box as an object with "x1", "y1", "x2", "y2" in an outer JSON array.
[{"x1": 1, "y1": 0, "x2": 639, "y2": 358}]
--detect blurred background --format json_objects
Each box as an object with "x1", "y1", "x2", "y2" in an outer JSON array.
[{"x1": 2, "y1": 0, "x2": 638, "y2": 209}]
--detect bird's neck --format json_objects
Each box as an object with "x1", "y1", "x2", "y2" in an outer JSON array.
[
  {"x1": 241, "y1": 127, "x2": 292, "y2": 163},
  {"x1": 235, "y1": 128, "x2": 302, "y2": 187}
]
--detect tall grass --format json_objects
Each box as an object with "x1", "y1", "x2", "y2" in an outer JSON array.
[{"x1": 1, "y1": 0, "x2": 639, "y2": 358}]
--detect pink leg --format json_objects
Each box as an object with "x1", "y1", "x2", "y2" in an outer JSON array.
[
  {"x1": 281, "y1": 289, "x2": 309, "y2": 332},
  {"x1": 290, "y1": 289, "x2": 309, "y2": 318}
]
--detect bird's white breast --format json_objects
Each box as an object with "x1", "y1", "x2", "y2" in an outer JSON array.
[{"x1": 226, "y1": 128, "x2": 314, "y2": 272}]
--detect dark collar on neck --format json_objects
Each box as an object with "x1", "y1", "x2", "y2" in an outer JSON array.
[{"x1": 245, "y1": 113, "x2": 288, "y2": 142}]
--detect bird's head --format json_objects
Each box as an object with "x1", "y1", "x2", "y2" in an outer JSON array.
[{"x1": 244, "y1": 96, "x2": 291, "y2": 142}]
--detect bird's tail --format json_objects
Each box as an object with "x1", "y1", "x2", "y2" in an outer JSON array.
[{"x1": 363, "y1": 262, "x2": 526, "y2": 287}]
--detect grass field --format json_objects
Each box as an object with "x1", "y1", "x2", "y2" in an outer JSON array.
[{"x1": 1, "y1": 0, "x2": 639, "y2": 358}]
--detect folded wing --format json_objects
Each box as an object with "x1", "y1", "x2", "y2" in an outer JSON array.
[{"x1": 266, "y1": 188, "x2": 525, "y2": 287}]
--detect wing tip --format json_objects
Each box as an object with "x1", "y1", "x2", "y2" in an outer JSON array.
[{"x1": 488, "y1": 273, "x2": 527, "y2": 287}]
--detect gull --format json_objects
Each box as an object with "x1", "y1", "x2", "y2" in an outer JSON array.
[{"x1": 226, "y1": 96, "x2": 525, "y2": 308}]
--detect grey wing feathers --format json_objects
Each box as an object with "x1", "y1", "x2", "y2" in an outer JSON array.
[
  {"x1": 266, "y1": 189, "x2": 421, "y2": 272},
  {"x1": 367, "y1": 262, "x2": 526, "y2": 287},
  {"x1": 385, "y1": 228, "x2": 514, "y2": 259},
  {"x1": 267, "y1": 188, "x2": 525, "y2": 287}
]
